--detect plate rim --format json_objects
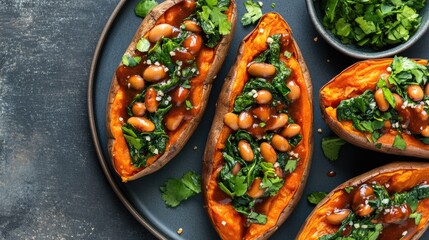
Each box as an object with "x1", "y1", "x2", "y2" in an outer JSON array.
[{"x1": 87, "y1": 0, "x2": 165, "y2": 239}]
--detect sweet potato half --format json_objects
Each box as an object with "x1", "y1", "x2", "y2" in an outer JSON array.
[
  {"x1": 297, "y1": 162, "x2": 429, "y2": 240},
  {"x1": 106, "y1": 0, "x2": 237, "y2": 181},
  {"x1": 202, "y1": 13, "x2": 313, "y2": 239},
  {"x1": 320, "y1": 58, "x2": 429, "y2": 159}
]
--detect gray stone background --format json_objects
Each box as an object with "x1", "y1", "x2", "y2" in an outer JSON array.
[{"x1": 0, "y1": 1, "x2": 154, "y2": 239}]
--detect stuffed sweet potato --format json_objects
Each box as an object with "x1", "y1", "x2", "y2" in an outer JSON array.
[
  {"x1": 202, "y1": 13, "x2": 313, "y2": 239},
  {"x1": 297, "y1": 162, "x2": 429, "y2": 240},
  {"x1": 320, "y1": 57, "x2": 429, "y2": 159},
  {"x1": 106, "y1": 0, "x2": 237, "y2": 181}
]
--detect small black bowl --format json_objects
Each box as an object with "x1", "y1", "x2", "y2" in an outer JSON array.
[{"x1": 306, "y1": 0, "x2": 429, "y2": 59}]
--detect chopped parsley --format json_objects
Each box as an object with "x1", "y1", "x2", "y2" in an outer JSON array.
[
  {"x1": 196, "y1": 0, "x2": 232, "y2": 47},
  {"x1": 321, "y1": 137, "x2": 346, "y2": 162},
  {"x1": 393, "y1": 134, "x2": 407, "y2": 150},
  {"x1": 307, "y1": 192, "x2": 327, "y2": 205},
  {"x1": 160, "y1": 171, "x2": 201, "y2": 207},
  {"x1": 135, "y1": 0, "x2": 158, "y2": 18},
  {"x1": 241, "y1": 0, "x2": 263, "y2": 26},
  {"x1": 322, "y1": 0, "x2": 426, "y2": 48},
  {"x1": 136, "y1": 38, "x2": 151, "y2": 53},
  {"x1": 185, "y1": 100, "x2": 193, "y2": 110}
]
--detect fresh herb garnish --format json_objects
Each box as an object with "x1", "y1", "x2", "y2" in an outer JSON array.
[
  {"x1": 135, "y1": 0, "x2": 158, "y2": 18},
  {"x1": 321, "y1": 136, "x2": 346, "y2": 162},
  {"x1": 185, "y1": 100, "x2": 193, "y2": 110},
  {"x1": 393, "y1": 134, "x2": 407, "y2": 150},
  {"x1": 121, "y1": 54, "x2": 141, "y2": 67},
  {"x1": 241, "y1": 0, "x2": 263, "y2": 26},
  {"x1": 322, "y1": 0, "x2": 426, "y2": 48},
  {"x1": 160, "y1": 171, "x2": 201, "y2": 207},
  {"x1": 136, "y1": 38, "x2": 151, "y2": 53},
  {"x1": 307, "y1": 192, "x2": 327, "y2": 205},
  {"x1": 196, "y1": 0, "x2": 232, "y2": 48}
]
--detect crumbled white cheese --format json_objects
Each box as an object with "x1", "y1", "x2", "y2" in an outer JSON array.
[
  {"x1": 147, "y1": 59, "x2": 152, "y2": 65},
  {"x1": 119, "y1": 117, "x2": 124, "y2": 122},
  {"x1": 145, "y1": 136, "x2": 151, "y2": 141},
  {"x1": 169, "y1": 51, "x2": 176, "y2": 56},
  {"x1": 153, "y1": 149, "x2": 159, "y2": 154},
  {"x1": 221, "y1": 221, "x2": 227, "y2": 226},
  {"x1": 155, "y1": 96, "x2": 162, "y2": 101},
  {"x1": 267, "y1": 37, "x2": 273, "y2": 44},
  {"x1": 259, "y1": 28, "x2": 264, "y2": 33},
  {"x1": 387, "y1": 66, "x2": 392, "y2": 72},
  {"x1": 154, "y1": 61, "x2": 160, "y2": 66}
]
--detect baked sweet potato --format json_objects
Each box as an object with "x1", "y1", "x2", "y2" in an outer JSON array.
[
  {"x1": 320, "y1": 57, "x2": 429, "y2": 159},
  {"x1": 297, "y1": 162, "x2": 429, "y2": 240},
  {"x1": 106, "y1": 0, "x2": 237, "y2": 181},
  {"x1": 202, "y1": 12, "x2": 313, "y2": 239}
]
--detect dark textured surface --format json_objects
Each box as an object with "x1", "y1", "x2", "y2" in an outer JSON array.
[
  {"x1": 0, "y1": 1, "x2": 154, "y2": 239},
  {"x1": 3, "y1": 0, "x2": 429, "y2": 240}
]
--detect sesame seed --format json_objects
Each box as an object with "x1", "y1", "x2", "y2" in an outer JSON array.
[
  {"x1": 127, "y1": 83, "x2": 131, "y2": 88},
  {"x1": 193, "y1": 146, "x2": 198, "y2": 150},
  {"x1": 313, "y1": 36, "x2": 318, "y2": 42},
  {"x1": 402, "y1": 231, "x2": 408, "y2": 236}
]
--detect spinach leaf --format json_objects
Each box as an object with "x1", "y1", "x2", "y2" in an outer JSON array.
[
  {"x1": 307, "y1": 192, "x2": 327, "y2": 205},
  {"x1": 135, "y1": 0, "x2": 158, "y2": 18},
  {"x1": 321, "y1": 137, "x2": 346, "y2": 162}
]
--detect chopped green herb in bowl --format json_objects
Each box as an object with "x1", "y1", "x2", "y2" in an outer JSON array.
[{"x1": 306, "y1": 0, "x2": 429, "y2": 58}]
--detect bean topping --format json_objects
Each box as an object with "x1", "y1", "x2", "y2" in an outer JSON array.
[
  {"x1": 326, "y1": 209, "x2": 351, "y2": 225},
  {"x1": 260, "y1": 142, "x2": 277, "y2": 163},
  {"x1": 286, "y1": 80, "x2": 301, "y2": 102},
  {"x1": 132, "y1": 102, "x2": 146, "y2": 117},
  {"x1": 145, "y1": 87, "x2": 159, "y2": 113},
  {"x1": 238, "y1": 112, "x2": 253, "y2": 129},
  {"x1": 374, "y1": 88, "x2": 389, "y2": 112},
  {"x1": 238, "y1": 140, "x2": 254, "y2": 162},
  {"x1": 247, "y1": 62, "x2": 276, "y2": 78},
  {"x1": 281, "y1": 123, "x2": 301, "y2": 138},
  {"x1": 148, "y1": 23, "x2": 174, "y2": 43},
  {"x1": 143, "y1": 65, "x2": 168, "y2": 82},
  {"x1": 223, "y1": 112, "x2": 239, "y2": 131},
  {"x1": 127, "y1": 117, "x2": 155, "y2": 132},
  {"x1": 128, "y1": 75, "x2": 145, "y2": 90},
  {"x1": 271, "y1": 134, "x2": 290, "y2": 152},
  {"x1": 255, "y1": 90, "x2": 273, "y2": 104},
  {"x1": 407, "y1": 85, "x2": 424, "y2": 102},
  {"x1": 247, "y1": 178, "x2": 265, "y2": 198}
]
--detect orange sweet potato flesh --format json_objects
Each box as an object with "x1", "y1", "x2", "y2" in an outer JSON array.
[
  {"x1": 106, "y1": 0, "x2": 237, "y2": 181},
  {"x1": 202, "y1": 13, "x2": 313, "y2": 240},
  {"x1": 297, "y1": 162, "x2": 429, "y2": 240},
  {"x1": 320, "y1": 59, "x2": 429, "y2": 159}
]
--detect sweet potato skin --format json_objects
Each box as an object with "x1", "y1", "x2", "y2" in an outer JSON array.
[
  {"x1": 319, "y1": 59, "x2": 429, "y2": 159},
  {"x1": 106, "y1": 0, "x2": 237, "y2": 181},
  {"x1": 296, "y1": 162, "x2": 429, "y2": 240},
  {"x1": 202, "y1": 12, "x2": 313, "y2": 240}
]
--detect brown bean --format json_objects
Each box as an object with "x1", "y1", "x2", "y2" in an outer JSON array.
[
  {"x1": 127, "y1": 117, "x2": 155, "y2": 132},
  {"x1": 170, "y1": 86, "x2": 190, "y2": 105},
  {"x1": 232, "y1": 163, "x2": 241, "y2": 176},
  {"x1": 421, "y1": 126, "x2": 429, "y2": 137},
  {"x1": 183, "y1": 20, "x2": 202, "y2": 33},
  {"x1": 392, "y1": 93, "x2": 403, "y2": 110},
  {"x1": 384, "y1": 120, "x2": 391, "y2": 129},
  {"x1": 172, "y1": 48, "x2": 195, "y2": 63},
  {"x1": 326, "y1": 209, "x2": 351, "y2": 225},
  {"x1": 374, "y1": 88, "x2": 389, "y2": 112},
  {"x1": 148, "y1": 23, "x2": 174, "y2": 43},
  {"x1": 224, "y1": 112, "x2": 239, "y2": 131},
  {"x1": 266, "y1": 113, "x2": 288, "y2": 131},
  {"x1": 252, "y1": 105, "x2": 271, "y2": 122},
  {"x1": 260, "y1": 142, "x2": 277, "y2": 163},
  {"x1": 352, "y1": 184, "x2": 375, "y2": 217},
  {"x1": 286, "y1": 80, "x2": 301, "y2": 102},
  {"x1": 247, "y1": 178, "x2": 265, "y2": 198},
  {"x1": 238, "y1": 112, "x2": 253, "y2": 129},
  {"x1": 145, "y1": 87, "x2": 159, "y2": 113},
  {"x1": 255, "y1": 90, "x2": 273, "y2": 104},
  {"x1": 355, "y1": 204, "x2": 375, "y2": 217},
  {"x1": 238, "y1": 140, "x2": 254, "y2": 162},
  {"x1": 128, "y1": 75, "x2": 145, "y2": 90},
  {"x1": 425, "y1": 84, "x2": 429, "y2": 96},
  {"x1": 132, "y1": 102, "x2": 146, "y2": 117},
  {"x1": 407, "y1": 85, "x2": 424, "y2": 101},
  {"x1": 281, "y1": 123, "x2": 301, "y2": 138},
  {"x1": 380, "y1": 204, "x2": 411, "y2": 224},
  {"x1": 183, "y1": 0, "x2": 196, "y2": 11},
  {"x1": 164, "y1": 109, "x2": 185, "y2": 131},
  {"x1": 271, "y1": 134, "x2": 290, "y2": 152},
  {"x1": 143, "y1": 65, "x2": 167, "y2": 82},
  {"x1": 247, "y1": 63, "x2": 276, "y2": 78},
  {"x1": 183, "y1": 34, "x2": 203, "y2": 55}
]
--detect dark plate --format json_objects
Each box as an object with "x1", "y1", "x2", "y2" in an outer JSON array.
[{"x1": 88, "y1": 0, "x2": 429, "y2": 239}]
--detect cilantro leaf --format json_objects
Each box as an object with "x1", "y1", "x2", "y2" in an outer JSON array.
[
  {"x1": 321, "y1": 137, "x2": 346, "y2": 162},
  {"x1": 135, "y1": 0, "x2": 158, "y2": 18},
  {"x1": 284, "y1": 159, "x2": 297, "y2": 173},
  {"x1": 160, "y1": 171, "x2": 201, "y2": 208},
  {"x1": 241, "y1": 0, "x2": 263, "y2": 26},
  {"x1": 393, "y1": 134, "x2": 407, "y2": 150},
  {"x1": 307, "y1": 192, "x2": 327, "y2": 205},
  {"x1": 185, "y1": 100, "x2": 193, "y2": 110},
  {"x1": 409, "y1": 212, "x2": 422, "y2": 225}
]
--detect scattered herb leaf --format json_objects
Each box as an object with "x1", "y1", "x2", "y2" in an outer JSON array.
[
  {"x1": 307, "y1": 192, "x2": 327, "y2": 205},
  {"x1": 241, "y1": 0, "x2": 263, "y2": 26},
  {"x1": 136, "y1": 38, "x2": 151, "y2": 53},
  {"x1": 160, "y1": 171, "x2": 201, "y2": 207},
  {"x1": 122, "y1": 54, "x2": 141, "y2": 67},
  {"x1": 393, "y1": 134, "x2": 407, "y2": 150},
  {"x1": 321, "y1": 137, "x2": 346, "y2": 161},
  {"x1": 135, "y1": 0, "x2": 158, "y2": 18},
  {"x1": 185, "y1": 100, "x2": 193, "y2": 110}
]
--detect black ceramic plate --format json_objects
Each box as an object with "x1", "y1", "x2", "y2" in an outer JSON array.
[{"x1": 88, "y1": 0, "x2": 429, "y2": 239}]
